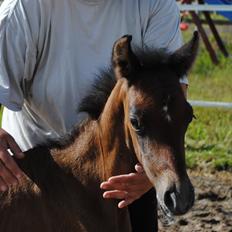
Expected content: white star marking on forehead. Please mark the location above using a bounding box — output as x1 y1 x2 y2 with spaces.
163 105 172 122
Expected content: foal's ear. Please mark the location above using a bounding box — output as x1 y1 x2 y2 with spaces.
112 35 140 81
169 31 199 78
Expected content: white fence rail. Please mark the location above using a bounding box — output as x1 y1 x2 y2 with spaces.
178 4 232 12
189 100 232 109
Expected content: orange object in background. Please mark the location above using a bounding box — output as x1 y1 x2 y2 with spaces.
180 22 189 31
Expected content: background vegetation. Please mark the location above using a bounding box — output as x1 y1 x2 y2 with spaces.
183 19 232 171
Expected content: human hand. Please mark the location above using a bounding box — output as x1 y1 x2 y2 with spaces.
0 128 25 191
100 164 152 208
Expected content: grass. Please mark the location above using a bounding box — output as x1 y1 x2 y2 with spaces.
183 23 232 171
186 107 232 171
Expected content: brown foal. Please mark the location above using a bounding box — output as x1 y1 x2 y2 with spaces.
0 32 199 232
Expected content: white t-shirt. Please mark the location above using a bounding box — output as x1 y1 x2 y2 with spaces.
0 0 187 151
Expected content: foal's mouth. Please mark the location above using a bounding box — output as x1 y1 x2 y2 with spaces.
158 200 175 226
156 178 195 226
157 197 175 226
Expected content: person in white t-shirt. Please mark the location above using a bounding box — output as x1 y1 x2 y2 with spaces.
0 0 187 230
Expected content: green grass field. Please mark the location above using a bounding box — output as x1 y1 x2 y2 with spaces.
184 26 232 171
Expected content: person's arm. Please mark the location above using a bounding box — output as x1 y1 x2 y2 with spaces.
0 0 38 191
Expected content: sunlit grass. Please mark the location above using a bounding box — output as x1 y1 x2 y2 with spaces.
188 34 232 102
183 25 232 171
186 107 232 171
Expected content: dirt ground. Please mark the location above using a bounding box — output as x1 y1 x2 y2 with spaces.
159 170 232 232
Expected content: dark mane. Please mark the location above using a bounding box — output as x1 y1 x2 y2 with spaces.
45 70 117 149
40 119 90 150
78 69 116 119
136 48 171 68
78 48 176 119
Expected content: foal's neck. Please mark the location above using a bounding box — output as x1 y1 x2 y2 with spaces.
98 79 136 179
49 79 135 185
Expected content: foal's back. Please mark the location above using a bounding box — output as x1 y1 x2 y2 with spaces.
0 122 131 232
0 147 84 231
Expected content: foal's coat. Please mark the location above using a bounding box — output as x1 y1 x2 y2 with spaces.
0 33 199 232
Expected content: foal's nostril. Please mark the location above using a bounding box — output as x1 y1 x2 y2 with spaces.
164 184 195 215
164 191 177 213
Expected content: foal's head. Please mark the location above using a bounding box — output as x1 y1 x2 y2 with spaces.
112 33 199 217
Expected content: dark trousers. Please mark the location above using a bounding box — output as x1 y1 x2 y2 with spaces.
128 188 158 232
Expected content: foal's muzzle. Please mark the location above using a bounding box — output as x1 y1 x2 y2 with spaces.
164 183 195 215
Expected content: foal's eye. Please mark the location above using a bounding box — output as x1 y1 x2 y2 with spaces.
130 117 140 130
130 117 144 135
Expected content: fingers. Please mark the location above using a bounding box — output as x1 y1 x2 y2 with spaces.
102 188 141 209
106 172 145 186
103 190 128 200
101 179 146 198
0 149 24 179
101 180 129 191
0 176 7 192
0 160 18 186
103 187 145 208
103 189 136 209
6 135 24 159
118 199 133 209
101 167 152 208
135 163 144 173
100 174 145 194
0 149 24 190
0 129 24 192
